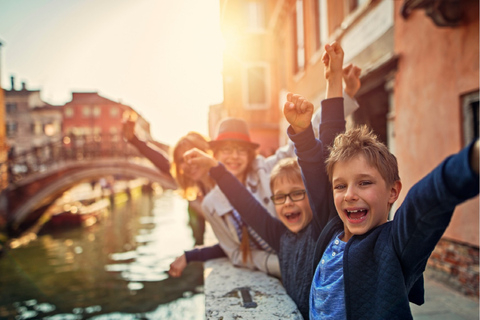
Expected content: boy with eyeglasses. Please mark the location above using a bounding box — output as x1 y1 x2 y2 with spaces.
182 41 347 319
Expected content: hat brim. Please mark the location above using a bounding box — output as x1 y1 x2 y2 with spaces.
209 140 259 149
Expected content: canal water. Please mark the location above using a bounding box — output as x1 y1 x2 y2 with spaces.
0 189 205 319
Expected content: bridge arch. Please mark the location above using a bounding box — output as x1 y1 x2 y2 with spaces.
4 158 177 234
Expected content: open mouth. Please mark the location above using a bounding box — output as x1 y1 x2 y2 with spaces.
284 211 301 222
345 209 368 223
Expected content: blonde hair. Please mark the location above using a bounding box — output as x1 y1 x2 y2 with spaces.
269 157 303 191
326 126 400 187
170 132 213 200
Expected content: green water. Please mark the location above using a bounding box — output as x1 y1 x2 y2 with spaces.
0 190 204 319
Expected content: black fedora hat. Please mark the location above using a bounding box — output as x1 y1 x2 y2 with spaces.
209 118 259 149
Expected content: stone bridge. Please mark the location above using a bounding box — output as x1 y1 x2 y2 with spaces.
1 134 176 236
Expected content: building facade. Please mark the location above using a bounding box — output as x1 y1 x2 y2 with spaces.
4 77 62 155
216 0 479 295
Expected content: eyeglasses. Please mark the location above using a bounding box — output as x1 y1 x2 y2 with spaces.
218 145 249 156
270 190 306 205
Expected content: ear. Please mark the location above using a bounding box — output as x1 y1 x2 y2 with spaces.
388 180 402 205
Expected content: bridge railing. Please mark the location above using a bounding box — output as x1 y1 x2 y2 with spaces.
2 133 147 186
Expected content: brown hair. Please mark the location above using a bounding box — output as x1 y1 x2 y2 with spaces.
325 126 400 187
170 131 213 200
269 157 303 192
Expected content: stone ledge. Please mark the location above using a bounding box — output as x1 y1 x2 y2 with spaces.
204 258 303 319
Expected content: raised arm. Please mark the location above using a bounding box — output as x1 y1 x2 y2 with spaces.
285 41 346 234
183 148 286 251
123 119 171 175
392 140 479 279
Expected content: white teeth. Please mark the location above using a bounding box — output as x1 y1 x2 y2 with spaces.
284 212 298 218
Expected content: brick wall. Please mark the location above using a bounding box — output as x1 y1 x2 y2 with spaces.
427 238 479 297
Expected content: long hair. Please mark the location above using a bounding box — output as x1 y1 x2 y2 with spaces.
170 131 213 200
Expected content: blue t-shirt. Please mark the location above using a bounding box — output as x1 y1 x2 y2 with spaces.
310 232 347 319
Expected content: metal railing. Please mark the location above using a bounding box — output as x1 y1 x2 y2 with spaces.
2 133 142 186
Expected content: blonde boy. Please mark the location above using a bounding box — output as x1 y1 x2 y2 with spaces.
286 122 479 319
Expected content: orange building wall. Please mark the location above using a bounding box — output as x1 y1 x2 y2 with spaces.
219 0 283 155
393 2 479 246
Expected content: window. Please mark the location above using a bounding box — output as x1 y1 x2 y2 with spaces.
6 122 17 137
313 0 322 52
64 106 74 118
110 127 119 141
31 121 43 135
82 106 91 118
319 0 328 47
44 123 56 136
462 91 479 146
293 0 305 73
93 105 101 118
110 107 119 118
247 0 266 32
6 103 17 114
243 63 270 110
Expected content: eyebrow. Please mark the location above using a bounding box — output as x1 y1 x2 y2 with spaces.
332 173 375 183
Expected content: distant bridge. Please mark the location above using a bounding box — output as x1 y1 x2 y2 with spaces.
1 134 177 236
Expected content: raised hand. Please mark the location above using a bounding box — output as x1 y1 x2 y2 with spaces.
343 64 362 98
283 92 314 134
183 148 218 169
322 41 344 99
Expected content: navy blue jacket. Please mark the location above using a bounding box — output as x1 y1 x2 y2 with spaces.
292 120 479 319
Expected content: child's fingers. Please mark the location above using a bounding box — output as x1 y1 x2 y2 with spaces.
298 98 312 114
183 148 200 162
284 101 295 111
322 51 330 66
330 41 344 56
290 93 301 106
352 66 362 77
343 64 353 76
286 92 293 102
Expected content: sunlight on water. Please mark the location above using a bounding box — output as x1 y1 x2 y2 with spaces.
0 190 205 319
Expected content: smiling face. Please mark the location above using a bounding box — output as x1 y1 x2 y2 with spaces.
332 154 401 242
272 176 313 233
214 141 252 183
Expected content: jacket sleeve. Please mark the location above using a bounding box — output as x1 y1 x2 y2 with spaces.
312 91 358 138
392 141 479 282
185 244 226 263
287 97 345 235
129 135 171 175
209 163 286 252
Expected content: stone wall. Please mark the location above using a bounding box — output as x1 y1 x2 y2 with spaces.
204 258 303 319
427 238 479 297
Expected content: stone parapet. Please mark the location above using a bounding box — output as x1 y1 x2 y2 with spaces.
204 258 303 319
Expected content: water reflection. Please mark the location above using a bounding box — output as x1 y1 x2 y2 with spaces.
0 190 204 319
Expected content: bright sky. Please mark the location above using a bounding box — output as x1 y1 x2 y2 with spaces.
0 0 224 145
